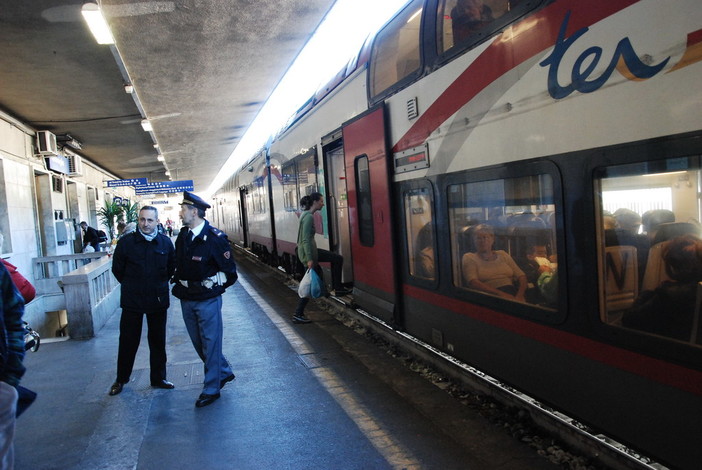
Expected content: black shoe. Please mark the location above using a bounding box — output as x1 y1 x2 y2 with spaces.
108 382 124 396
151 379 175 389
333 288 352 296
195 393 220 408
292 314 311 324
220 374 235 389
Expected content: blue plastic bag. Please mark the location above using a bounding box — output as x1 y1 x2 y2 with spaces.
309 269 323 298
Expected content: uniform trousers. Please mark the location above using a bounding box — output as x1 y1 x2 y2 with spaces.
0 381 17 470
181 296 233 395
116 309 167 384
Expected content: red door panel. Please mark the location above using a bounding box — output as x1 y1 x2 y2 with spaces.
342 105 397 323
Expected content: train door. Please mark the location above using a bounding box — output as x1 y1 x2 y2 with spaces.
239 186 249 248
342 105 398 324
322 131 353 284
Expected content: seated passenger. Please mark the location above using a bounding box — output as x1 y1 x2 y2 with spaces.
641 209 675 243
462 224 527 301
451 0 494 44
517 242 554 304
622 234 702 341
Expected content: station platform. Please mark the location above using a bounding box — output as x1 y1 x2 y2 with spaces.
14 253 558 469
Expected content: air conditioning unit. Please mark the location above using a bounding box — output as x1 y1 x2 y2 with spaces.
67 154 83 176
37 131 58 155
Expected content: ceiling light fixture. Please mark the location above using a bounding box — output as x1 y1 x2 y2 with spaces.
140 119 153 132
81 3 115 45
124 84 134 94
157 155 165 162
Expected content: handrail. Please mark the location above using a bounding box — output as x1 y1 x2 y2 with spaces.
33 252 107 295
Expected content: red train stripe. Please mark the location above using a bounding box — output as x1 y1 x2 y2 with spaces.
403 284 702 396
393 0 640 153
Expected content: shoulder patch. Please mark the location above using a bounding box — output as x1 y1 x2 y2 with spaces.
209 226 227 238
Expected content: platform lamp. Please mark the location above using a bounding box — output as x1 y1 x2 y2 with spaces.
81 3 114 45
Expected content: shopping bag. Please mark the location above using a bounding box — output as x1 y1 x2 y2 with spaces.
309 269 323 299
298 269 312 298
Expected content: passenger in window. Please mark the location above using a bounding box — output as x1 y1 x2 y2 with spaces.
641 209 675 243
462 224 527 301
451 0 494 44
517 241 554 304
622 234 702 341
415 223 435 280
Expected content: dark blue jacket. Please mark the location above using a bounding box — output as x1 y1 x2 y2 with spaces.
172 221 237 300
112 230 175 312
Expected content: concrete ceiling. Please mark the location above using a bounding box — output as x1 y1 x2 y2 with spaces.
0 0 336 192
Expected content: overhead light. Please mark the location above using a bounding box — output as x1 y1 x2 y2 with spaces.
124 84 134 94
140 119 153 132
81 3 115 45
165 171 170 176
157 155 165 162
153 143 159 149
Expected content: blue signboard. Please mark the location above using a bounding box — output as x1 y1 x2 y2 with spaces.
134 180 194 195
44 155 69 174
106 178 148 187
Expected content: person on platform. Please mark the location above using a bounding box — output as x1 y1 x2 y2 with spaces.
108 205 176 396
172 191 238 408
80 221 100 252
0 261 26 469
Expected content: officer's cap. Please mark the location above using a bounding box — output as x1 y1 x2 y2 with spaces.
180 191 211 211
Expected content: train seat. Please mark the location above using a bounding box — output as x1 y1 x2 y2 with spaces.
604 245 638 311
641 241 671 292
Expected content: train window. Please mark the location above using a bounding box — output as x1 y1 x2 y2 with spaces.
404 185 436 281
297 151 318 197
355 155 374 246
369 0 423 100
595 156 702 346
436 0 532 53
282 161 298 211
448 174 557 309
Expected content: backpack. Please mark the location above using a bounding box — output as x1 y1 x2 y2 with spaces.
97 230 108 242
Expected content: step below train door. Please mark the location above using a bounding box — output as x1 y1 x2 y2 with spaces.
342 104 398 324
321 130 353 284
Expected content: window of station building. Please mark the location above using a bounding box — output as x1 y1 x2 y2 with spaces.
355 155 374 246
448 173 557 309
403 185 436 281
369 0 423 100
595 156 702 347
436 0 530 54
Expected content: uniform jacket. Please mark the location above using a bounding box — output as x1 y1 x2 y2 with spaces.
0 261 25 387
111 230 175 312
172 220 237 301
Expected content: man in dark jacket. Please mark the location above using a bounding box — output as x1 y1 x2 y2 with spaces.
80 221 100 252
0 261 25 468
108 206 176 396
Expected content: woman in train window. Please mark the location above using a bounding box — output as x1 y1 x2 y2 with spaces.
622 234 702 341
462 224 527 301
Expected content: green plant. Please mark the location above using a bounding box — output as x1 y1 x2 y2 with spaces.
124 202 139 224
97 200 124 239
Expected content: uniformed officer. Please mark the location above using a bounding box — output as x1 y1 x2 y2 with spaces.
172 191 238 408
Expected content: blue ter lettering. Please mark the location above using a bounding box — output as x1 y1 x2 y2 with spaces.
540 11 670 99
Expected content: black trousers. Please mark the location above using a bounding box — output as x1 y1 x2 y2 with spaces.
116 309 167 384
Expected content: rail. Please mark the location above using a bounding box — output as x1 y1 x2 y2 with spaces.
60 255 119 339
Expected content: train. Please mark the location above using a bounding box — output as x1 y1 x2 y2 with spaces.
210 1 702 468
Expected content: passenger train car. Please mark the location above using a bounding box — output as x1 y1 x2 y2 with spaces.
212 1 702 468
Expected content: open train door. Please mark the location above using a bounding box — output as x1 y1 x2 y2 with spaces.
238 186 249 248
342 104 398 325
